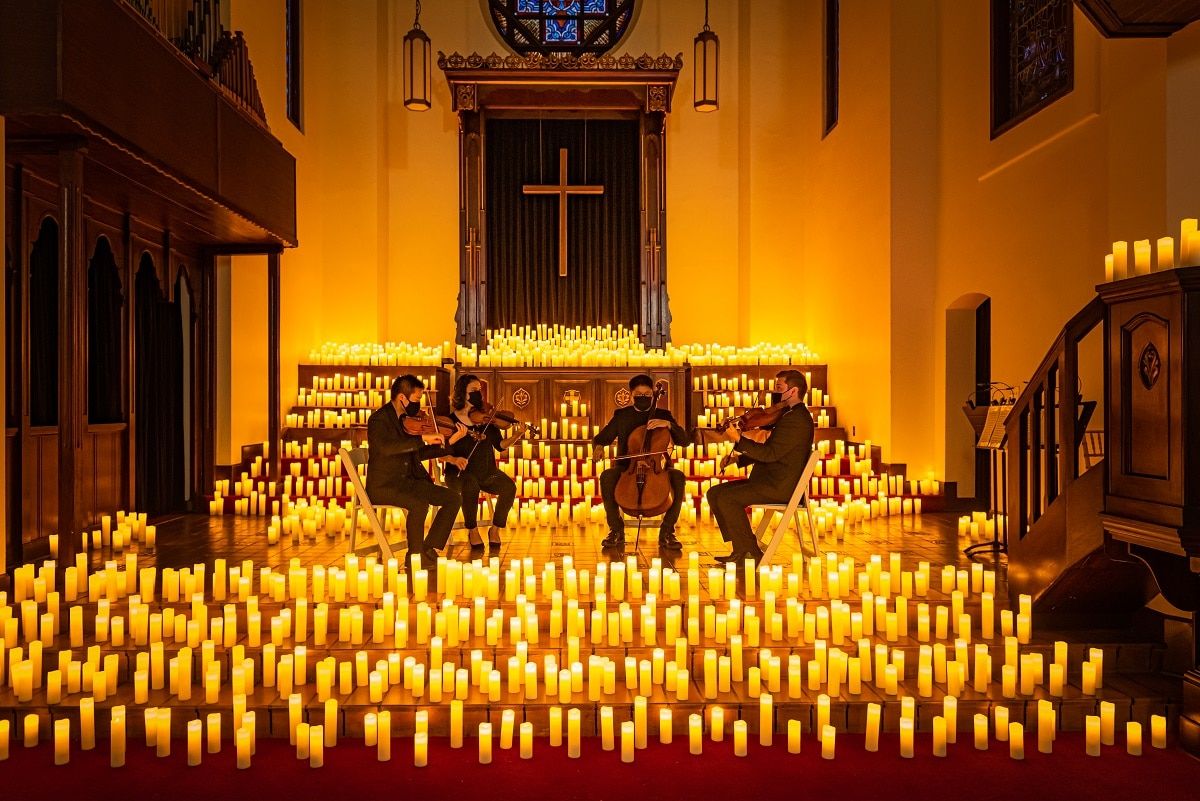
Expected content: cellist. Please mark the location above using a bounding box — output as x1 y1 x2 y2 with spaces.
590 374 690 550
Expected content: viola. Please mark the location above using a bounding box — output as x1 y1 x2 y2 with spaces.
613 381 675 518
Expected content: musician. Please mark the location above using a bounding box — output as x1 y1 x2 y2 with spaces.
444 374 523 549
705 369 815 565
366 374 470 568
590 374 689 550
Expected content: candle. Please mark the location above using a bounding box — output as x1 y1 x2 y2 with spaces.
236 728 252 769
820 725 835 759
1086 715 1101 756
1082 662 1096 695
710 706 724 742
1100 701 1115 745
568 708 581 758
1151 714 1167 748
689 713 703 755
478 722 493 764
110 707 126 768
1157 237 1176 271
932 716 947 757
188 719 203 766
788 719 802 753
414 731 428 767
621 721 636 763
899 717 914 758
733 720 748 757
1134 239 1152 275
1113 241 1129 279
54 718 70 765
974 713 988 750
451 700 464 748
377 711 391 762
310 725 324 768
520 722 534 759
80 697 95 750
1127 721 1142 756
24 714 38 748
660 709 673 745
207 712 221 753
1009 722 1024 760
759 693 773 747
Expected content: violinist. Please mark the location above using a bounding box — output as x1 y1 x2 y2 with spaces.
444 374 523 549
705 370 814 566
590 374 689 550
366 374 470 568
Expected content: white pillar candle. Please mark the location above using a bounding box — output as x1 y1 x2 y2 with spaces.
1086 716 1101 756
520 722 533 759
236 728 252 769
109 707 125 768
733 720 748 757
377 711 391 762
1151 715 1167 748
689 714 703 755
187 719 203 766
54 718 70 765
568 708 582 758
1127 721 1142 756
974 713 988 750
478 722 493 764
1009 722 1024 760
821 725 835 759
621 721 636 763
414 731 428 767
659 709 673 745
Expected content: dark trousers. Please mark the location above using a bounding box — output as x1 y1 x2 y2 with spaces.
376 478 462 553
447 469 517 529
599 465 687 535
706 478 791 552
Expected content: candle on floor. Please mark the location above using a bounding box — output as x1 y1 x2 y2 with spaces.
1127 721 1142 756
864 703 881 752
974 714 988 750
689 714 703 755
1151 715 1167 748
1086 715 1101 756
995 706 1009 741
788 719 802 753
821 725 836 759
156 709 171 757
110 707 125 768
568 708 582 758
478 722 493 764
24 714 38 748
520 722 534 759
54 718 69 765
734 720 748 757
621 721 636 763
1009 722 1024 760
1099 701 1115 745
414 731 428 767
932 716 947 757
188 719 203 766
501 709 516 750
710 706 724 742
759 693 773 747
80 697 95 750
377 711 391 762
364 713 377 747
207 712 221 753
899 717 914 758
310 725 324 768
236 728 252 769
660 709 673 745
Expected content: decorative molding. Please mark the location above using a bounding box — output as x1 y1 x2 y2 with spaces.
455 83 478 111
646 85 669 113
438 51 683 73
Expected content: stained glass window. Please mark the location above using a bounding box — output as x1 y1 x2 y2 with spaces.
488 0 635 55
990 0 1073 137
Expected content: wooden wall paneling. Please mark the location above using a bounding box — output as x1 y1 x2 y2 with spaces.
57 147 86 542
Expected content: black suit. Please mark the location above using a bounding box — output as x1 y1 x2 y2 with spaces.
365 402 461 554
705 403 815 552
592 405 690 535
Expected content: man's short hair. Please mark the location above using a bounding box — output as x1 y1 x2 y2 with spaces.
629 374 655 391
391 373 425 401
776 369 808 395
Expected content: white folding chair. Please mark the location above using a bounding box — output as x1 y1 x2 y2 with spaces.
750 450 821 565
338 447 406 561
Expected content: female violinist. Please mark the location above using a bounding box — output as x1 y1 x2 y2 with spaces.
444 374 523 549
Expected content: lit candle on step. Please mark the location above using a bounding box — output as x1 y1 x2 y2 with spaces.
660 709 673 745
689 714 703 755
759 694 773 747
821 725 836 759
520 722 534 759
568 708 581 758
733 720 748 757
622 721 636 762
788 719 802 753
236 728 252 769
1157 237 1176 271
1113 241 1129 279
1127 721 1142 756
451 700 464 748
899 717 914 758
1081 662 1096 695
1134 240 1152 275
414 731 428 767
1151 715 1167 748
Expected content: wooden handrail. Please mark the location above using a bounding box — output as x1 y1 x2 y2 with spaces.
1005 295 1105 538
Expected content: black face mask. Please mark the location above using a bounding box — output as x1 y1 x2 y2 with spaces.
467 390 484 409
632 396 653 412
769 392 784 405
405 400 421 416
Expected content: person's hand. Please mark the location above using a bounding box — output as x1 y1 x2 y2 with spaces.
591 445 606 464
646 419 670 430
422 433 445 445
449 422 469 444
723 426 742 443
446 456 468 471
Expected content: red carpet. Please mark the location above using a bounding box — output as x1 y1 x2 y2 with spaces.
0 734 1195 801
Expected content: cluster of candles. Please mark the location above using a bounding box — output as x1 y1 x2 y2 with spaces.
449 326 819 369
61 512 156 558
0 547 1171 768
1105 218 1200 281
958 511 1006 542
306 342 450 367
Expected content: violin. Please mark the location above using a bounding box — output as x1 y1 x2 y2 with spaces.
401 411 458 438
716 401 789 471
613 381 675 518
466 401 542 437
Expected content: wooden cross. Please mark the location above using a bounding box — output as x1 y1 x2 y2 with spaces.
522 148 604 277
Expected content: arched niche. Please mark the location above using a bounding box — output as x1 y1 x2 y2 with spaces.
87 236 125 424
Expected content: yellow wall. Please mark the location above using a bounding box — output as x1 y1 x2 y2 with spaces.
221 0 1199 486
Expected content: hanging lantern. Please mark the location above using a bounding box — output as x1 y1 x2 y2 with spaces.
694 0 719 112
403 0 431 111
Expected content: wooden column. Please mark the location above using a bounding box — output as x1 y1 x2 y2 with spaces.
57 146 85 542
0 114 6 575
267 248 280 483
456 105 485 346
197 250 217 500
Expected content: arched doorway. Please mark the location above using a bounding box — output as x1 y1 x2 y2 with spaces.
945 294 991 501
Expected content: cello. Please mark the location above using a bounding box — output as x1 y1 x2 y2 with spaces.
613 380 675 519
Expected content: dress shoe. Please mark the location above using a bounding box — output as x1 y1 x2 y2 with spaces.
420 547 440 568
601 530 625 548
488 525 503 547
467 528 484 548
658 531 683 551
715 545 764 565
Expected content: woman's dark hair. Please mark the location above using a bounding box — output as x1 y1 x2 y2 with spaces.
452 373 481 410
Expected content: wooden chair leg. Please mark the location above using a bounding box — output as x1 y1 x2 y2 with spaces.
760 511 788 565
805 501 819 555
